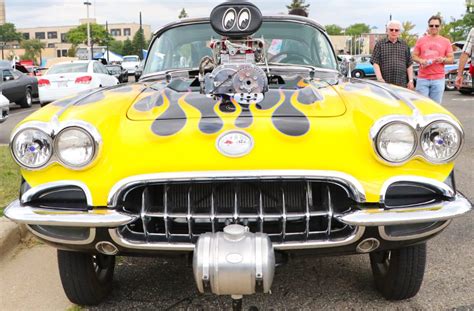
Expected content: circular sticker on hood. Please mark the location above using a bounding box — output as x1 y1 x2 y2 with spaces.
216 130 254 157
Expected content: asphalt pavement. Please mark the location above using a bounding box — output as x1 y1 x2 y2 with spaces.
0 103 40 145
0 91 473 310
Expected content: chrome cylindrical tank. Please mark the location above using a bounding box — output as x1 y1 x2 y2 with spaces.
193 224 275 295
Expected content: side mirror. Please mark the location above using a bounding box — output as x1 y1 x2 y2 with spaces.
3 76 13 81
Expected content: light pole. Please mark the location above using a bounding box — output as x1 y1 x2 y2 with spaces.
84 1 92 60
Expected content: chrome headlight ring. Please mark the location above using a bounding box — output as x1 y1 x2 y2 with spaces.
10 120 102 171
370 114 464 166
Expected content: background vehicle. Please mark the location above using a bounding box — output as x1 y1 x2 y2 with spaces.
134 60 145 81
121 55 140 75
5 1 471 307
0 92 9 123
106 64 129 83
351 55 375 78
450 67 473 94
38 60 119 106
0 66 39 108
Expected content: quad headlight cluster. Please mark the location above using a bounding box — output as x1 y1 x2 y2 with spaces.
372 115 463 165
10 121 101 170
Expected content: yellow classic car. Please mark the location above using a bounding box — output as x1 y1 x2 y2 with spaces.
5 0 472 307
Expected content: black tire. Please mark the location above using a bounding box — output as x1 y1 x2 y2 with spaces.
351 69 365 79
445 74 456 91
459 89 473 95
57 250 115 306
370 243 426 300
19 88 32 108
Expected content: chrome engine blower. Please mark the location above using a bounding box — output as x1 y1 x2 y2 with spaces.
200 0 269 106
194 2 275 310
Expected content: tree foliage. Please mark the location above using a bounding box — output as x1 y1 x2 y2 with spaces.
179 8 188 19
0 23 22 43
122 38 134 56
400 21 417 47
20 39 45 64
345 23 371 36
132 28 146 58
109 40 124 55
325 24 343 35
286 0 310 12
443 13 474 41
66 23 113 48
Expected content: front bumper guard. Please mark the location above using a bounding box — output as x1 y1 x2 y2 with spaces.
5 192 471 228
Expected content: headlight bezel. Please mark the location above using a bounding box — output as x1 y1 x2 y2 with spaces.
10 121 102 171
371 114 464 166
420 120 463 164
11 126 54 169
375 121 417 164
54 126 99 170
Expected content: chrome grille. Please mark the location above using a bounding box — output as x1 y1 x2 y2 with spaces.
117 180 356 244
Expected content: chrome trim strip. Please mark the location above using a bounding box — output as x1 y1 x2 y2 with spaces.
10 120 103 171
27 225 96 245
378 220 450 241
4 200 137 227
107 170 367 206
21 181 94 206
338 193 471 226
379 176 455 205
108 226 365 251
370 114 464 166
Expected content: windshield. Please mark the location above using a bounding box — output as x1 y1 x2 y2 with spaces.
144 21 337 75
48 63 88 74
123 56 139 62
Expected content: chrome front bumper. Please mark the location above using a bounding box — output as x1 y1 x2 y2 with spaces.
5 192 471 228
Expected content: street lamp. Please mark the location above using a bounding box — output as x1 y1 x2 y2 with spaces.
84 1 92 60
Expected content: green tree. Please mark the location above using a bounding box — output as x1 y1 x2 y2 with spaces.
132 28 146 58
67 45 77 57
179 8 188 19
286 0 310 13
400 21 417 47
325 24 343 35
66 23 113 54
0 23 22 44
122 38 134 56
109 40 124 55
443 13 474 41
21 39 45 65
345 23 371 36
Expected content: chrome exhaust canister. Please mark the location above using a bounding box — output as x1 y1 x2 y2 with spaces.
193 224 275 295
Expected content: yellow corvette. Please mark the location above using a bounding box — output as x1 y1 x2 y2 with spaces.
5 0 472 307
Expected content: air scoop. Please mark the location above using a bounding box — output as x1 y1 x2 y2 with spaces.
193 224 275 307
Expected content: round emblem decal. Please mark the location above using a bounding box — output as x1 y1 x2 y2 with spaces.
217 131 254 157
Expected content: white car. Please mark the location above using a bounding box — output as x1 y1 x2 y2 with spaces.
0 92 9 123
121 55 140 75
38 60 119 106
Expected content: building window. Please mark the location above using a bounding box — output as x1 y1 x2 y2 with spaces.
124 28 131 36
47 43 55 48
57 50 61 57
22 33 30 40
110 29 121 37
35 32 45 39
47 31 58 39
61 33 67 43
62 49 68 57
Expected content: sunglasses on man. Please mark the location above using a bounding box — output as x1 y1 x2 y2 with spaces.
429 24 440 28
389 28 400 32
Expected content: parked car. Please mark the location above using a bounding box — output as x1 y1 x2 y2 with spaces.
134 59 145 81
5 0 471 307
0 92 9 123
38 60 119 106
121 55 140 75
351 55 375 78
106 64 129 83
0 66 39 108
448 67 473 95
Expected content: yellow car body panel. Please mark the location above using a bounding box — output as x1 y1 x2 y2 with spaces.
18 80 456 206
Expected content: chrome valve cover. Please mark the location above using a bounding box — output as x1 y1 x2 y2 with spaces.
193 224 275 295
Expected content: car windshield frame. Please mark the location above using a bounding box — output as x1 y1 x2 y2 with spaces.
143 18 338 76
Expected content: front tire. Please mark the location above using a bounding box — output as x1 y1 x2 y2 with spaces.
351 69 365 78
370 243 426 300
57 250 115 306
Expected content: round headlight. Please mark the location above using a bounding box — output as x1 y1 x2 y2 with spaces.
376 122 416 163
55 127 95 168
421 121 462 162
11 129 53 169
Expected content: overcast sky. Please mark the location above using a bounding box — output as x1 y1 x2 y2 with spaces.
5 0 468 36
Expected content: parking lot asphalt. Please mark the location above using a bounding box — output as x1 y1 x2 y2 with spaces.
0 90 472 310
